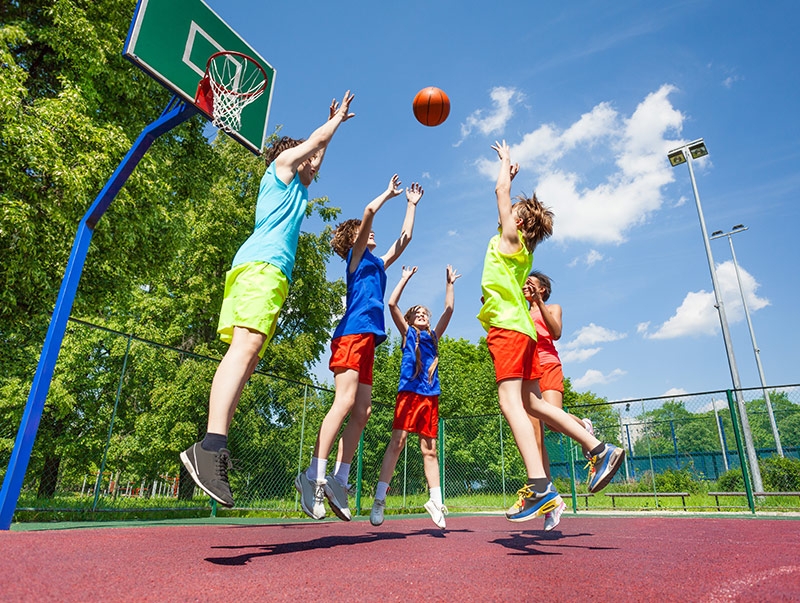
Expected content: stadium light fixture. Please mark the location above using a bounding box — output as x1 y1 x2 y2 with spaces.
667 139 764 492
710 226 783 456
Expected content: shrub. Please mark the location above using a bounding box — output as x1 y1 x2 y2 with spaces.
716 468 744 492
759 456 800 492
654 467 702 494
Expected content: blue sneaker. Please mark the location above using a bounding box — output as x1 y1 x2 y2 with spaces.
505 483 560 522
587 444 625 493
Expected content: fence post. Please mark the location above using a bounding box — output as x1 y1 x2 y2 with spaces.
438 417 445 504
92 330 134 512
355 431 365 516
294 385 309 513
499 416 506 506
726 389 755 513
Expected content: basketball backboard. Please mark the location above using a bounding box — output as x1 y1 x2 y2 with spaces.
124 0 275 154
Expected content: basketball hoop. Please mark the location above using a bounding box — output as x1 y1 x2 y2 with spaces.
195 51 268 134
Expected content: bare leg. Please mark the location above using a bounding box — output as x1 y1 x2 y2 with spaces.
335 381 373 465
207 326 265 435
420 435 440 490
313 368 360 459
529 388 588 479
498 378 546 479
377 429 409 485
524 380 601 451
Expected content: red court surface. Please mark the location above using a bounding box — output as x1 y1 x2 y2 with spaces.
1 514 799 602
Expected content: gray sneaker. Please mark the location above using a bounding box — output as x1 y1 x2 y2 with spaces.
323 475 352 521
295 472 326 519
424 499 448 529
370 498 386 526
543 498 566 531
179 443 234 507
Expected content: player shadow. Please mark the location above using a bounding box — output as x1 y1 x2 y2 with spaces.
205 528 471 566
491 529 618 556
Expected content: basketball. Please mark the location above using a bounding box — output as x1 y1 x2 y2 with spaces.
413 87 450 127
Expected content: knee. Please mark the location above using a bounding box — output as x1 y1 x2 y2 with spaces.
350 403 372 428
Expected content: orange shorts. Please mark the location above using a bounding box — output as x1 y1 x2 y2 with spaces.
538 362 564 393
329 333 376 385
393 391 439 438
486 327 542 382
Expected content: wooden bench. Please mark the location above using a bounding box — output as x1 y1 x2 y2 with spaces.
708 491 800 511
606 492 689 510
570 492 594 510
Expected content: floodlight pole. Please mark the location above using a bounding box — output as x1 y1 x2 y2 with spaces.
667 140 763 492
711 227 783 456
0 97 198 531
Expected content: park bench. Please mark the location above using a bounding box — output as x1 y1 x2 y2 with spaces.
708 491 800 511
606 491 689 510
569 492 594 510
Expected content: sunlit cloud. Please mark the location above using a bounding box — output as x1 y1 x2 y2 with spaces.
573 368 626 388
456 86 523 146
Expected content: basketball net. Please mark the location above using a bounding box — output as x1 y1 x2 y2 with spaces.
196 51 268 134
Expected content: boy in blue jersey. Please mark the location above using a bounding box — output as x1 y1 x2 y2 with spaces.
370 264 460 529
180 91 355 508
296 174 423 520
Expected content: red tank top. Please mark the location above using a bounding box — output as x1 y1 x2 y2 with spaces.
531 305 560 365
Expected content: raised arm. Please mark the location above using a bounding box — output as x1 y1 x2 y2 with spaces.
388 265 417 333
433 265 460 338
381 182 423 269
490 140 521 255
348 174 403 273
274 90 355 183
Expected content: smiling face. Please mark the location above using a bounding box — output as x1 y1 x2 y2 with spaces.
405 305 431 329
297 151 320 186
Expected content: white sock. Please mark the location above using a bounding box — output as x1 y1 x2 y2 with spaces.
334 461 351 486
306 457 327 482
429 486 443 506
375 481 390 500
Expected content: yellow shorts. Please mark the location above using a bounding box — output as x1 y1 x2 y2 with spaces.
217 262 288 358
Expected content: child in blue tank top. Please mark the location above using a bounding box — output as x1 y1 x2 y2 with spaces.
370 264 460 529
296 174 424 521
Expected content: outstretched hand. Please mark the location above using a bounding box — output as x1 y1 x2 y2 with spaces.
331 90 355 122
402 265 418 280
447 265 461 285
405 182 424 205
491 140 519 180
386 174 403 198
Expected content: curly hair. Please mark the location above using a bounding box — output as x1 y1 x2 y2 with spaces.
514 192 553 252
263 136 305 166
527 270 553 302
330 218 362 259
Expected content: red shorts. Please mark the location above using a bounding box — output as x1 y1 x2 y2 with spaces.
329 333 376 385
538 362 564 393
393 391 439 438
486 327 542 382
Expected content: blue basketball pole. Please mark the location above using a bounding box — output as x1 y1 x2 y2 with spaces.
0 98 198 530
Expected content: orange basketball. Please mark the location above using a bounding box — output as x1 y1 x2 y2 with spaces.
413 87 450 127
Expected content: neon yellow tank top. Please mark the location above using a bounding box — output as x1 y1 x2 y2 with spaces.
477 233 537 339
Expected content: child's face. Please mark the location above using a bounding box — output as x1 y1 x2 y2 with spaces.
411 307 431 329
354 228 377 251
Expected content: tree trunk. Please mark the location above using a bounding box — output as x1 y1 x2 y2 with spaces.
37 454 61 498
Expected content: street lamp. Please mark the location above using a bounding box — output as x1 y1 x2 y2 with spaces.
667 139 763 492
710 225 783 456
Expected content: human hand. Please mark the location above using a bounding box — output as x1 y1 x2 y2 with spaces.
406 182 424 205
402 265 418 280
387 174 403 198
335 90 355 122
447 265 461 285
491 140 511 162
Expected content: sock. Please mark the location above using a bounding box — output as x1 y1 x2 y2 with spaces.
589 443 606 458
429 486 443 506
527 477 551 494
333 461 351 486
306 457 327 482
201 432 227 452
375 481 390 500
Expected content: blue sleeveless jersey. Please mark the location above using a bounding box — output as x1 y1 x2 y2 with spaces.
332 248 387 344
397 327 440 396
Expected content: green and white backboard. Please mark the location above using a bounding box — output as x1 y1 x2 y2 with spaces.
124 0 275 154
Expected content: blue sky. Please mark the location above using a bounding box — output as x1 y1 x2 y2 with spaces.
203 0 800 403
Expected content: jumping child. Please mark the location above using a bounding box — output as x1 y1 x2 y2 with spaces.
370 264 460 529
296 175 423 520
477 140 624 522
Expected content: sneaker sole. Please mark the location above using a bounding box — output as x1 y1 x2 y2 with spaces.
179 450 234 508
544 501 567 532
589 447 625 493
423 501 446 529
323 482 352 521
294 474 325 520
506 497 560 523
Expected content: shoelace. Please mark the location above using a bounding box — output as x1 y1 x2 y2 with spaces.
584 455 598 483
512 484 534 509
215 450 233 481
313 483 326 504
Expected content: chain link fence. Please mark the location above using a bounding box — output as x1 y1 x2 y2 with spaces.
1 319 799 521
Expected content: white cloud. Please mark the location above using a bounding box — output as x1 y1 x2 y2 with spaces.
565 323 627 348
457 86 523 145
722 75 743 88
561 347 601 363
573 368 626 388
642 260 769 339
662 387 688 398
475 84 687 244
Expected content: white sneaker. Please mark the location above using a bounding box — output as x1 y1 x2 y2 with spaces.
295 472 326 520
424 499 448 529
323 474 351 521
370 498 386 526
582 418 594 436
543 498 566 532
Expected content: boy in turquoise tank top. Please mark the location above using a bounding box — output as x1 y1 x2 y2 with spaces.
479 140 625 522
296 174 423 521
180 92 355 508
